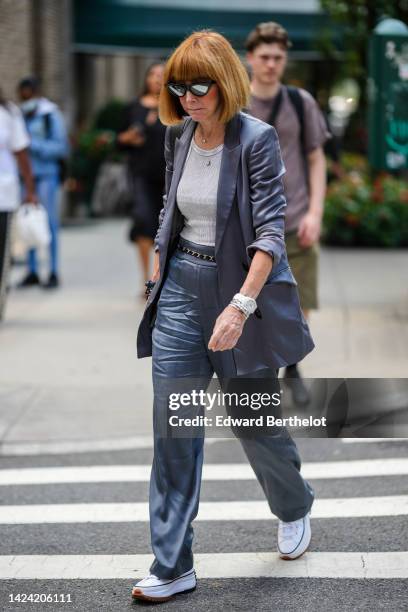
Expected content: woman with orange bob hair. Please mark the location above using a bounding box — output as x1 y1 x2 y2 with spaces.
134 30 315 602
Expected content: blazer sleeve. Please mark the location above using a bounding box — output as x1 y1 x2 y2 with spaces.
246 126 287 267
153 125 173 252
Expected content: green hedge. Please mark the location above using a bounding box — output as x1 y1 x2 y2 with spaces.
323 155 408 247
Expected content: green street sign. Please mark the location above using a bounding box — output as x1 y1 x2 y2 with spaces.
368 18 408 170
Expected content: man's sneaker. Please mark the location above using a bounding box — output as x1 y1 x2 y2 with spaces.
131 568 196 602
284 364 311 407
278 511 311 560
17 272 40 288
42 273 59 289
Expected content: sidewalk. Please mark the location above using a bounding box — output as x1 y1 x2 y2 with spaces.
0 219 407 454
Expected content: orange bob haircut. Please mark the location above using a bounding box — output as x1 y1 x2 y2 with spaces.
159 30 251 126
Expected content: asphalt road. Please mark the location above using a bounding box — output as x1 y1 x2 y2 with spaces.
0 437 407 611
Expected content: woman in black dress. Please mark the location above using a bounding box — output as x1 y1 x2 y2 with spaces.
118 63 166 292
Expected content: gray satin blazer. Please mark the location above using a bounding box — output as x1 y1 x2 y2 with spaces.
137 111 314 374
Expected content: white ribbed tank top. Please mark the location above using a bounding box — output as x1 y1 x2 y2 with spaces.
176 137 224 246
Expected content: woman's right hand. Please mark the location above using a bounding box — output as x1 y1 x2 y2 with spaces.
24 192 39 205
118 127 145 147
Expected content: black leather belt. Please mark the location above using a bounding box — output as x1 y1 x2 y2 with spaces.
177 243 216 262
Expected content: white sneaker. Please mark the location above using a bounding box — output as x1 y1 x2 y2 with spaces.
131 568 196 602
278 511 311 560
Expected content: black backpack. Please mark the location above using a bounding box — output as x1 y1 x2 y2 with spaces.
266 86 305 156
265 85 307 177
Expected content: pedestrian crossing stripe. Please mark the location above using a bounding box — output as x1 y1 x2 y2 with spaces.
0 552 407 580
0 436 155 456
1 457 408 486
1 436 406 457
0 495 407 524
341 438 408 444
340 438 408 444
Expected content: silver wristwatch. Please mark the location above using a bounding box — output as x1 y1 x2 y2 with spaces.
229 293 257 319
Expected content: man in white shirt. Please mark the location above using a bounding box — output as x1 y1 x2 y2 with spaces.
0 94 37 319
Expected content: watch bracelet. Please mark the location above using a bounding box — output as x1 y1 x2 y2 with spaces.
229 299 250 319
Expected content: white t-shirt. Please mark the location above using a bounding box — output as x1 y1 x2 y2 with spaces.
0 103 30 212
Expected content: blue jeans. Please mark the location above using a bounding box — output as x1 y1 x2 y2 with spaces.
149 237 315 579
28 175 60 275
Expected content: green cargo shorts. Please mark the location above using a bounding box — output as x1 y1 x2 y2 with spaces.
285 230 319 311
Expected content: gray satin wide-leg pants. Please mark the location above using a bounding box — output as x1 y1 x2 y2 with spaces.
149 237 315 579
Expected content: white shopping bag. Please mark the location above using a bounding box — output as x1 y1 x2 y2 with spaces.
15 203 51 249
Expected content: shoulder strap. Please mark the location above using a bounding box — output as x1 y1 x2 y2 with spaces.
43 113 52 139
266 87 284 127
286 86 305 157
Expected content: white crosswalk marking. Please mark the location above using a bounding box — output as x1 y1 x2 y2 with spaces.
0 495 407 524
341 438 408 444
1 552 407 580
0 436 155 456
1 437 406 456
1 457 408 485
1 442 408 592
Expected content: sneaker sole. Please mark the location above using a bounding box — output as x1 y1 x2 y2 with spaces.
131 584 196 602
279 544 310 560
131 571 196 602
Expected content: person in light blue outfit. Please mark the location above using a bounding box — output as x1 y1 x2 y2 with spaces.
17 77 69 289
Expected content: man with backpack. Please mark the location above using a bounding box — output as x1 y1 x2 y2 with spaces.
17 76 69 289
245 22 329 405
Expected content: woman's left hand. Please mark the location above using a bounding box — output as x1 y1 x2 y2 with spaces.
208 305 246 351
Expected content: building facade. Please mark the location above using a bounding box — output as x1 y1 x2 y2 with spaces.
0 0 73 122
1 0 336 127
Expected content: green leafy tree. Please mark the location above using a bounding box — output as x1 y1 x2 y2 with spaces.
320 1 408 89
318 2 408 152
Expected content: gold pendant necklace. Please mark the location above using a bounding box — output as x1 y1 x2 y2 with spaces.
198 126 210 145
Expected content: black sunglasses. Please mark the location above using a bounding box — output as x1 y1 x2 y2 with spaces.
166 80 216 97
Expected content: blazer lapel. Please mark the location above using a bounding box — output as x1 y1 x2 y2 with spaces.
157 119 194 260
215 113 242 257
170 120 195 205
